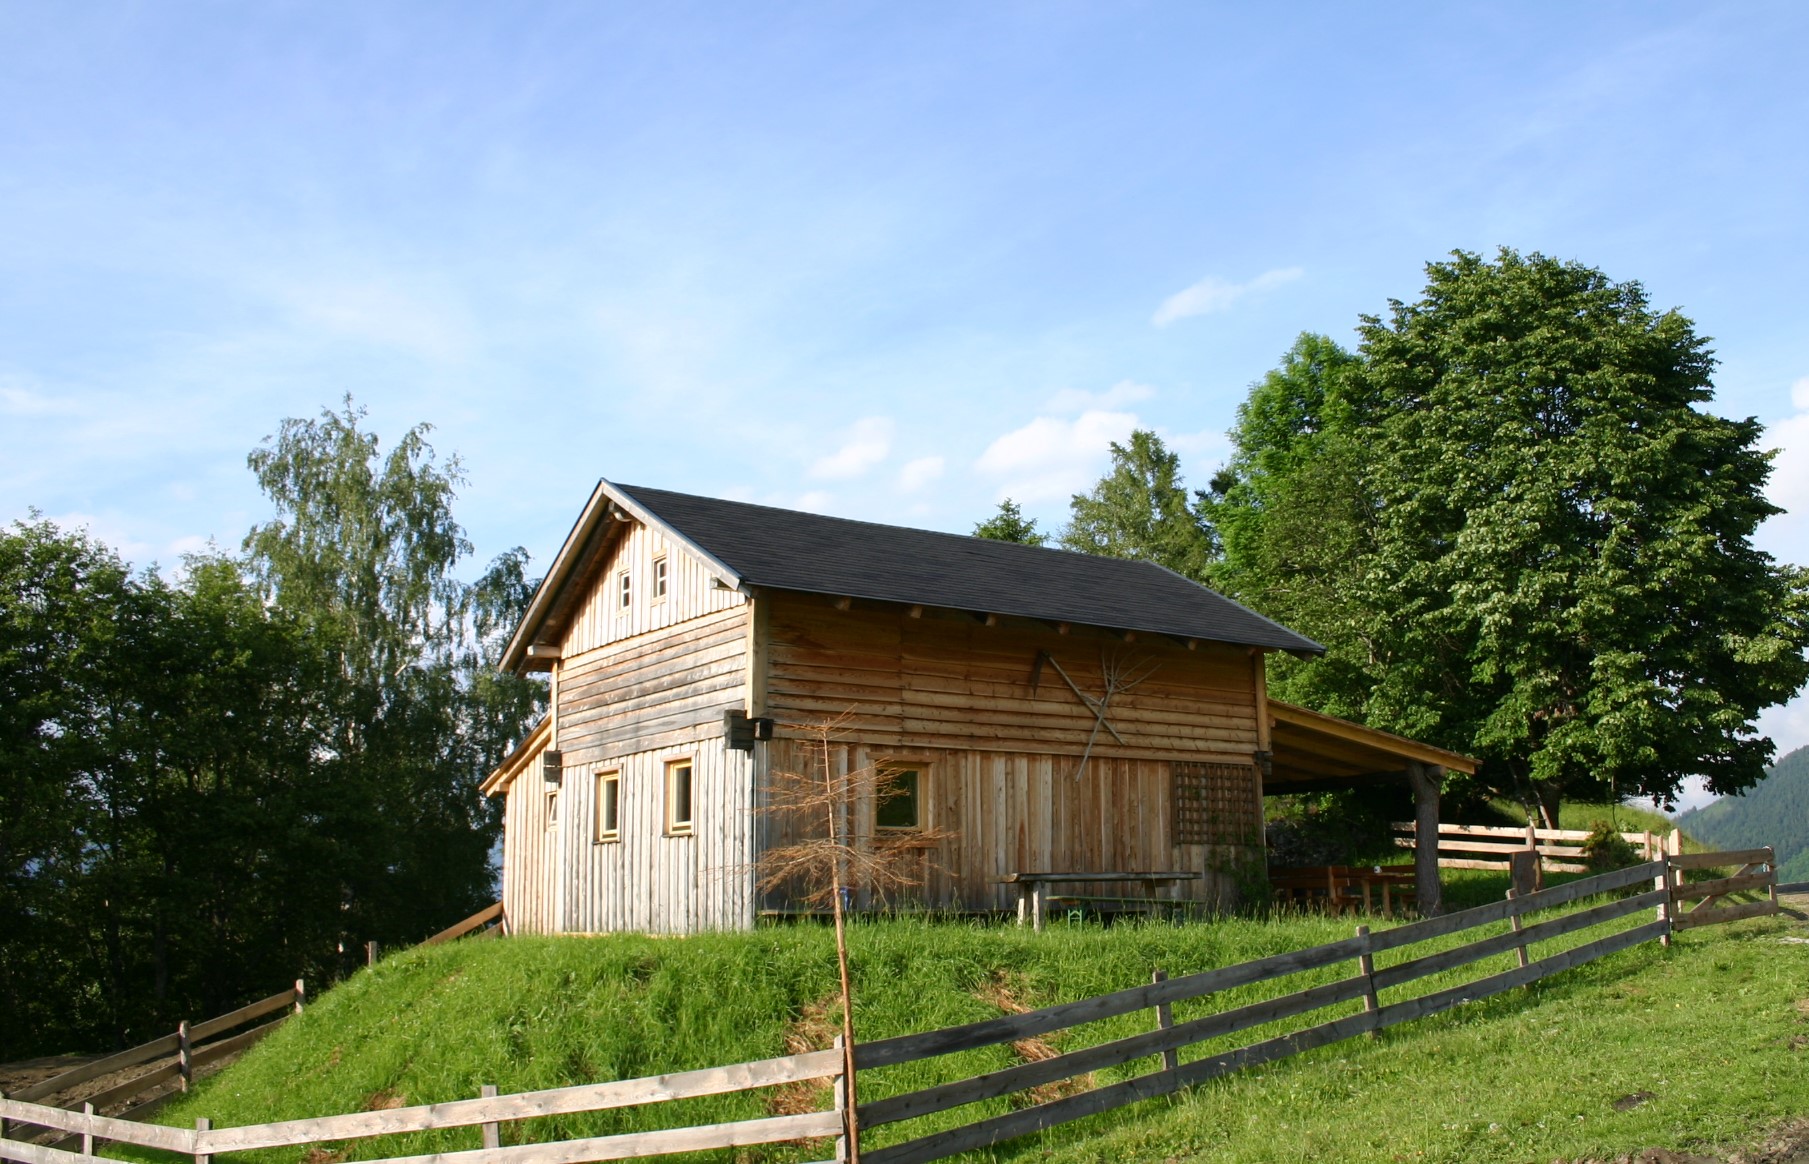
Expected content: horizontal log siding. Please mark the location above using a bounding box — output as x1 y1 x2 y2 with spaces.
762 595 1261 759
557 607 750 761
757 740 1254 912
560 521 744 657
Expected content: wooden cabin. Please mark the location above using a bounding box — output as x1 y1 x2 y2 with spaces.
482 481 1473 933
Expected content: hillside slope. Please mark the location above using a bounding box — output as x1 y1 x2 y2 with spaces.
136 912 1809 1164
1677 745 1809 881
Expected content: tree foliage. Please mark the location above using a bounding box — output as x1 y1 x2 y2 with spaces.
972 498 1047 545
1215 249 1809 820
0 402 544 1058
1061 430 1216 580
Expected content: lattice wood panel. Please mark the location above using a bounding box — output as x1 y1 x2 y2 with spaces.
1172 761 1260 846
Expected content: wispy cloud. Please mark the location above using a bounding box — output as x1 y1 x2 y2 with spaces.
975 409 1139 502
1045 379 1155 415
1152 267 1303 327
898 455 944 492
810 416 894 480
1758 376 1809 563
1 380 88 418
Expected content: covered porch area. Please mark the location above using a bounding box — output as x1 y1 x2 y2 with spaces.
1262 700 1479 915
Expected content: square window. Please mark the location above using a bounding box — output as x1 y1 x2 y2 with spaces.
652 556 669 601
596 770 620 841
876 768 922 831
617 570 632 610
665 759 694 835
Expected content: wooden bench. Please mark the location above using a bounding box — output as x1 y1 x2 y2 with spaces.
1270 865 1417 918
1002 871 1202 931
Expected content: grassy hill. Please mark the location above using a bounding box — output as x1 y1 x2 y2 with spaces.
1677 745 1809 882
130 908 1809 1164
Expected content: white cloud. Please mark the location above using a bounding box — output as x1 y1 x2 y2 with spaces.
1045 379 1156 415
975 409 1139 502
810 416 894 480
795 490 833 513
1152 267 1303 327
0 380 88 418
1756 696 1809 766
897 455 944 492
1758 377 1809 563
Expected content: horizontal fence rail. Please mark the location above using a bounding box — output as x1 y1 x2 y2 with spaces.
0 854 1781 1164
1392 820 1671 876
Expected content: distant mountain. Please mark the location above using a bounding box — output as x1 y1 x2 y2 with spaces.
1676 745 1809 883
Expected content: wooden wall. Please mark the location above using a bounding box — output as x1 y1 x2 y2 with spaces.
560 520 744 658
499 731 559 935
761 592 1262 762
755 739 1257 913
559 605 750 761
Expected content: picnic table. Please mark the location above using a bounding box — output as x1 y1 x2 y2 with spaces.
1002 871 1202 931
1269 865 1417 917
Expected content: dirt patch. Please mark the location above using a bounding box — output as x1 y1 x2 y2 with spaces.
971 970 1094 1107
766 996 839 1119
363 1089 406 1111
1793 999 1809 1021
301 1148 347 1164
1614 1091 1657 1112
1560 1115 1809 1163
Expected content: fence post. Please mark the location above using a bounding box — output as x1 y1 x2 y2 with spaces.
1658 831 1681 947
1151 970 1178 1071
194 1117 211 1164
366 941 380 967
81 1102 94 1160
832 1034 849 1164
1 1087 8 1143
1768 847 1780 914
480 1084 500 1149
178 1020 193 1092
294 979 306 1015
1355 925 1380 1036
1505 890 1530 968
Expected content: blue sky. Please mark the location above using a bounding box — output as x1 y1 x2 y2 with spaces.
3 2 1806 773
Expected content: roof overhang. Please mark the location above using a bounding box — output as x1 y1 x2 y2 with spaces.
480 716 552 797
500 478 745 674
1264 700 1477 794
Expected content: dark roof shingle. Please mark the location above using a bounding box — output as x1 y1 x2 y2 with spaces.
614 483 1321 654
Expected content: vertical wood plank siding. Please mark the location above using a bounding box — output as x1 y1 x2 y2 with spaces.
561 522 744 656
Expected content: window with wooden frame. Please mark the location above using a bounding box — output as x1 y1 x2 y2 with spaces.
616 570 632 612
1171 761 1261 846
651 555 669 602
875 765 925 832
595 769 620 842
545 789 559 828
664 758 694 835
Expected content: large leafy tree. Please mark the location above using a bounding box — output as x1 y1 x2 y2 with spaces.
244 399 544 952
1217 250 1809 821
1061 430 1216 580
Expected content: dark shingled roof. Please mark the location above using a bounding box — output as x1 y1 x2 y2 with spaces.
614 483 1323 654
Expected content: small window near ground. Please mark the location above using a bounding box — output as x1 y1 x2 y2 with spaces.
596 770 620 842
545 790 558 827
617 570 632 611
652 556 669 601
876 768 922 831
665 758 694 835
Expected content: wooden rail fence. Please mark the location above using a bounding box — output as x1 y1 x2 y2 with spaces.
1393 820 1672 877
0 857 1779 1164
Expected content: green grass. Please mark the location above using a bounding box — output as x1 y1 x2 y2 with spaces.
128 904 1809 1164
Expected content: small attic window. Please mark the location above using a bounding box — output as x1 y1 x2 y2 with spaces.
652 556 669 602
617 570 631 611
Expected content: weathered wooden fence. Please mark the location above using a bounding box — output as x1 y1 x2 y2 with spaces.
1393 820 1671 876
0 856 1779 1164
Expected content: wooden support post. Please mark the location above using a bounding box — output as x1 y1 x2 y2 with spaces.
194 1117 211 1164
366 941 379 967
80 1102 93 1160
1659 830 1681 947
1768 847 1780 913
1406 763 1444 916
832 1034 852 1164
1509 849 1538 897
1151 970 1178 1072
1 1087 9 1143
293 979 306 1015
177 1020 193 1093
1505 890 1530 968
1032 883 1046 933
1015 884 1028 927
480 1085 500 1149
1356 925 1380 1037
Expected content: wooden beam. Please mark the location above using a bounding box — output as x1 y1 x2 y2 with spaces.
907 605 923 618
525 644 562 661
833 596 852 611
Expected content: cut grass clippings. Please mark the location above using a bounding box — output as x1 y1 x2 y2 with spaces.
110 903 1809 1164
